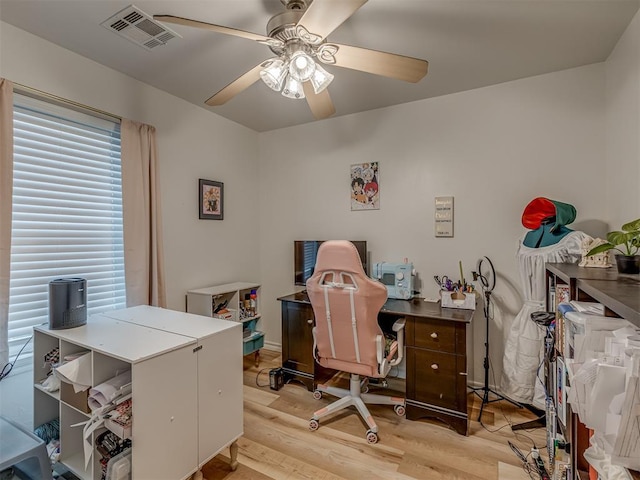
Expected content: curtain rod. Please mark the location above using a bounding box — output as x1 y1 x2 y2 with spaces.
13 82 122 122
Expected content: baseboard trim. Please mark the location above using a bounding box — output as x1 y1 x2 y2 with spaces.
262 341 281 352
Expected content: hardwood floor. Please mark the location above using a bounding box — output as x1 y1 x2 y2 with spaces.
202 350 546 480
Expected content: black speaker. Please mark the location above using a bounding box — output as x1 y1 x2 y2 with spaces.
269 368 284 391
49 278 87 330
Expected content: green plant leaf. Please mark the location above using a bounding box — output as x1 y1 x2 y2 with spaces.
586 243 614 256
621 218 640 232
606 231 628 246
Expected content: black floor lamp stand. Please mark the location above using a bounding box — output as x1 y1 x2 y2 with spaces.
469 257 522 421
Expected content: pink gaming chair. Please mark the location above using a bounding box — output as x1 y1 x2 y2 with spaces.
306 240 406 444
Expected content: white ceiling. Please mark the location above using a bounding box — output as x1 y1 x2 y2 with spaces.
1 0 638 132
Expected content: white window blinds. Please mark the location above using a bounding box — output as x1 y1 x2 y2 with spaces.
9 94 126 361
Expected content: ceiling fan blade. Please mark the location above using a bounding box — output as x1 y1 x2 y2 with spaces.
154 15 274 44
297 0 367 42
330 43 428 83
205 63 265 106
303 82 336 120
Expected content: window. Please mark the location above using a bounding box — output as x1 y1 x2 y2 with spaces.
8 93 125 364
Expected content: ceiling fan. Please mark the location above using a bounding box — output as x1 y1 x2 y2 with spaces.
154 0 429 120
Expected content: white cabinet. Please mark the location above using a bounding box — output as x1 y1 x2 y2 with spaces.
102 306 243 470
33 307 242 480
187 282 264 365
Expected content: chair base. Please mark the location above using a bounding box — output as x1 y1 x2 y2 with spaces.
309 374 404 443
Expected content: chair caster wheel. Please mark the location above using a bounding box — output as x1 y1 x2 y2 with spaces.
366 430 378 444
394 404 406 416
313 390 322 400
309 419 319 431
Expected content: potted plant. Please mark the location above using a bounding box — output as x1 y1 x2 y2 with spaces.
586 218 640 274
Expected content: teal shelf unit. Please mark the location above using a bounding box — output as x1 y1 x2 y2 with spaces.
186 282 264 366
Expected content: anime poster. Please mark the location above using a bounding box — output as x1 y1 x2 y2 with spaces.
350 162 379 210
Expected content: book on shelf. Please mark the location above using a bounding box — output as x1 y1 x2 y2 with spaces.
556 356 567 427
104 398 132 440
555 285 570 355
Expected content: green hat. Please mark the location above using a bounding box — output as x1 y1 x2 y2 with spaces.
522 197 576 231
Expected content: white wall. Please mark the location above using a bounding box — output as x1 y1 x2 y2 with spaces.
605 9 640 226
258 64 607 387
0 22 261 312
2 9 637 399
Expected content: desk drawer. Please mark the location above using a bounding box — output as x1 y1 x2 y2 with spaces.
407 348 466 411
409 317 460 353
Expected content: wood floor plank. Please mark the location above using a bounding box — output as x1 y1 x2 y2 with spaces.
243 384 280 406
498 461 531 480
200 348 547 480
201 452 274 480
243 401 410 480
399 452 491 480
234 436 345 480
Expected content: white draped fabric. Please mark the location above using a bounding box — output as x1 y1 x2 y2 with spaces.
501 230 591 408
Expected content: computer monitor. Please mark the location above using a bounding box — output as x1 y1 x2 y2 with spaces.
294 240 368 286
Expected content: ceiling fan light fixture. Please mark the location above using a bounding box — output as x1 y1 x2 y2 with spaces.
288 51 316 82
310 63 334 94
282 75 305 99
260 58 288 91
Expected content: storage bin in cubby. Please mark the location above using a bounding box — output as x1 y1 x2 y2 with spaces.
243 331 265 355
243 318 258 333
60 382 91 414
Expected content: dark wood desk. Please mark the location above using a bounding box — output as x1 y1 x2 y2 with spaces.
546 263 640 325
277 292 474 435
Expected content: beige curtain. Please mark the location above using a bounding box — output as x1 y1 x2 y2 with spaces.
121 119 166 308
0 79 13 367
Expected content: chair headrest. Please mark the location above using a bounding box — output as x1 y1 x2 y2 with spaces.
314 240 365 275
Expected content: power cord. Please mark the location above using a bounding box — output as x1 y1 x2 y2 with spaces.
255 367 271 388
0 334 33 382
509 441 548 480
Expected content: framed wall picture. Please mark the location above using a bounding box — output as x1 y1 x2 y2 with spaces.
435 196 454 237
199 179 224 220
351 162 379 210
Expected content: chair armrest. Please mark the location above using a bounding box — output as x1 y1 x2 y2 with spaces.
389 318 405 367
392 318 406 333
376 335 384 364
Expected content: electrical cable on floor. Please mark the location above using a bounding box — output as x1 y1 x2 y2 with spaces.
255 367 271 388
509 441 544 480
0 334 32 382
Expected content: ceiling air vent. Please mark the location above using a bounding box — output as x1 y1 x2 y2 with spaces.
101 5 181 51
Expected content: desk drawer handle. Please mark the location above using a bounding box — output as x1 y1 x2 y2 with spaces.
431 363 439 370
307 319 313 325
430 332 438 339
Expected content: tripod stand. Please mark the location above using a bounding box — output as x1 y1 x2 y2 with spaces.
470 257 521 421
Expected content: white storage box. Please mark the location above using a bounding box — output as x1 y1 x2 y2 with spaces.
441 291 476 310
564 311 632 362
